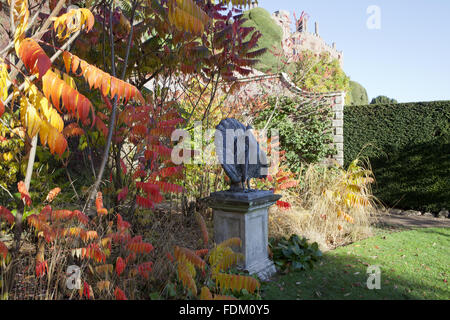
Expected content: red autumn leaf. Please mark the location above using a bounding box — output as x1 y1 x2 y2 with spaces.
35 260 48 277
117 186 128 202
115 257 126 277
0 100 4 118
82 281 91 300
166 252 174 262
0 206 14 225
73 210 89 225
117 214 130 231
137 262 153 279
0 241 8 259
114 287 127 300
136 195 154 209
276 200 291 210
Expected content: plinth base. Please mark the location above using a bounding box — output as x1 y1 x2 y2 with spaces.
206 190 281 281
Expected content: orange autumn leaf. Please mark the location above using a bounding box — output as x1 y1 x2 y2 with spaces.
95 192 108 216
62 51 144 105
62 123 85 137
194 212 208 246
18 181 32 206
45 187 61 203
41 70 93 123
199 287 213 300
18 38 51 80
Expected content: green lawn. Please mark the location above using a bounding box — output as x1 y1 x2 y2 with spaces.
262 228 450 300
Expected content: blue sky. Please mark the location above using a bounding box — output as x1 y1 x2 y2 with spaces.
256 0 450 103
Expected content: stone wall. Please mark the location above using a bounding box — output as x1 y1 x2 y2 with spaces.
222 70 346 166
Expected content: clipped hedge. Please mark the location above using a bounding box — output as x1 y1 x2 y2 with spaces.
241 7 284 73
344 101 450 213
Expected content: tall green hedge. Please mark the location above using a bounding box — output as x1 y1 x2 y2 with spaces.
344 101 450 213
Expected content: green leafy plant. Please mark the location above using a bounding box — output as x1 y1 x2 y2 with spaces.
254 96 335 172
292 50 349 93
269 235 322 272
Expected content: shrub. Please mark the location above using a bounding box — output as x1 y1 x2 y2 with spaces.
344 101 450 212
370 95 398 105
346 81 368 106
253 96 336 172
291 50 350 93
2 185 156 300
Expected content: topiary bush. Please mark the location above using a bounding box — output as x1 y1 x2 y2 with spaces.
241 7 284 73
346 81 368 106
370 95 398 105
344 101 450 213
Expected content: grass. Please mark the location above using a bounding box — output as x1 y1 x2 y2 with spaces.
261 227 450 300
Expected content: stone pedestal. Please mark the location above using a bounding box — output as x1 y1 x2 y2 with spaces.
206 190 281 281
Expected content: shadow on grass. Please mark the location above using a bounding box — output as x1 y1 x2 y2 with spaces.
261 228 449 300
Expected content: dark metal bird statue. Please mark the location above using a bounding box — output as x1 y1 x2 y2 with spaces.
215 118 269 192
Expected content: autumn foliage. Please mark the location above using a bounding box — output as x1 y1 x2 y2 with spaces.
0 0 266 301
172 237 260 299
22 188 155 300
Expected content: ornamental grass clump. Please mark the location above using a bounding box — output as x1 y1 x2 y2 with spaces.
269 159 380 249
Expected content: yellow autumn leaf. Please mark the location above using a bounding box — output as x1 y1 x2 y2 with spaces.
51 8 95 40
2 152 13 162
0 63 10 101
9 0 29 54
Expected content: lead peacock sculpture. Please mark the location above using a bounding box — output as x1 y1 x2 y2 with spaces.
215 118 269 192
